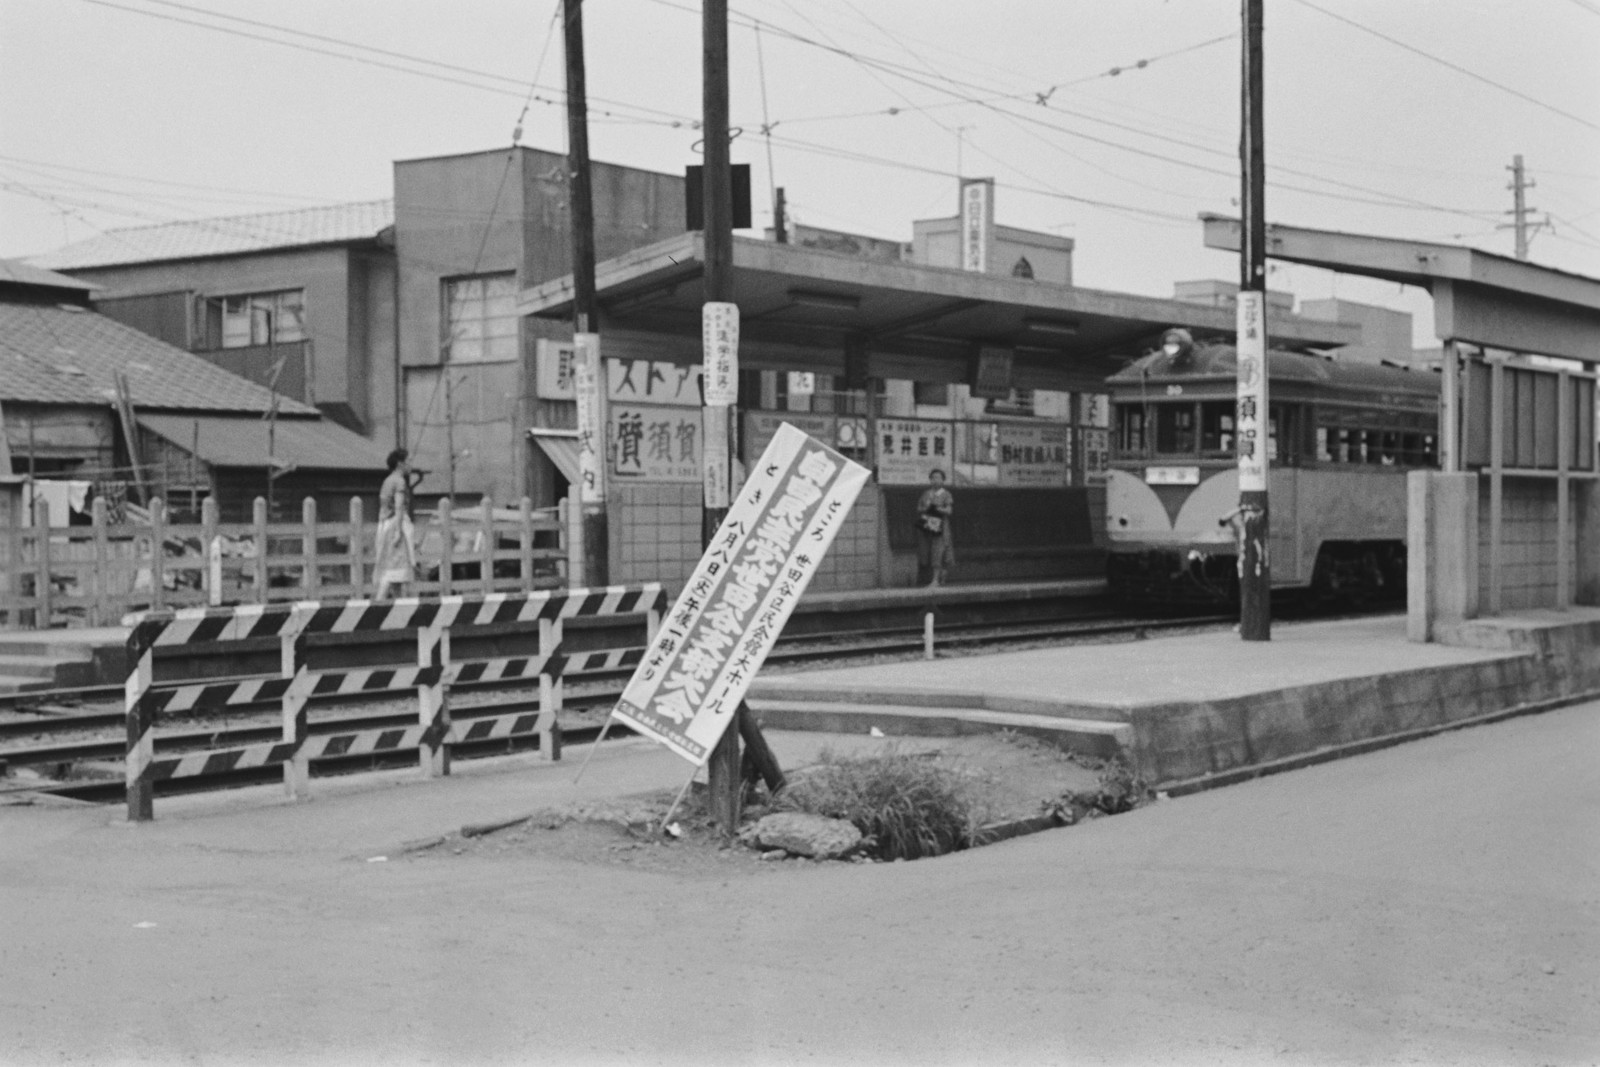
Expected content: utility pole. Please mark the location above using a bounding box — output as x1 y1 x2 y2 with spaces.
1236 0 1270 641
564 0 607 585
1502 154 1549 261
702 0 743 836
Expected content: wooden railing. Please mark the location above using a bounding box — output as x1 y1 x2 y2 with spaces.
1 493 572 629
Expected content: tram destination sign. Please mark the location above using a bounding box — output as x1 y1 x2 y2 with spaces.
612 423 871 764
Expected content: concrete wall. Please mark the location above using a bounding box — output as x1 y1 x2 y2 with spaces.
1478 477 1578 611
73 247 375 431
1299 298 1414 365
909 218 1074 285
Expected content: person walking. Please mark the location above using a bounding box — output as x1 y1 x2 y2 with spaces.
915 468 955 586
373 448 417 600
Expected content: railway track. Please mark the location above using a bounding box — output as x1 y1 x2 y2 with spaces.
0 609 1238 801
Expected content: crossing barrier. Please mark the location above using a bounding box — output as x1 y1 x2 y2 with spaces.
123 584 665 821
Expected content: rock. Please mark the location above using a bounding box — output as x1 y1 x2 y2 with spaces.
742 812 862 859
758 849 789 862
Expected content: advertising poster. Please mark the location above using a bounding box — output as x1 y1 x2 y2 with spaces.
702 302 740 406
876 418 952 485
613 424 871 764
745 411 833 461
1235 291 1268 491
1081 427 1110 485
611 405 701 482
997 423 1070 487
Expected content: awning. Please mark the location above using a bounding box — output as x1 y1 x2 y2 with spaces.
138 414 390 472
529 429 581 484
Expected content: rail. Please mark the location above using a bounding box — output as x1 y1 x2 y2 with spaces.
1 492 570 629
122 584 664 821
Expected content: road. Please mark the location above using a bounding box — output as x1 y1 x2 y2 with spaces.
3 704 1596 1066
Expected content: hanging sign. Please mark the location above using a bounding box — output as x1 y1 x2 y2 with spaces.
702 302 740 405
572 332 605 503
876 418 952 485
1235 291 1268 492
613 424 870 765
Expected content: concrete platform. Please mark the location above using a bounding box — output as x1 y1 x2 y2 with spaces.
749 612 1600 787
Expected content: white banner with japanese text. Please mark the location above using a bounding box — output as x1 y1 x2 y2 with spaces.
613 423 870 764
702 302 740 405
1235 291 1268 492
876 418 953 485
573 333 604 503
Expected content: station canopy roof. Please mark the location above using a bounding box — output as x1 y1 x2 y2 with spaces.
518 233 1360 390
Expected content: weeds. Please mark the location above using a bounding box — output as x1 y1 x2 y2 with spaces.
1043 757 1150 824
771 746 987 861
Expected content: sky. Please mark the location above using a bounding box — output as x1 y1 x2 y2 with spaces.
2 0 1598 348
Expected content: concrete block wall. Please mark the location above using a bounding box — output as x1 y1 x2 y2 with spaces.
1478 478 1576 611
612 483 701 594
807 487 881 593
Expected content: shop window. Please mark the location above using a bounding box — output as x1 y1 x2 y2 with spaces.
205 289 305 349
443 273 518 363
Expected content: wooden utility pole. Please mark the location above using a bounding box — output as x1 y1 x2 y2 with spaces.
565 0 608 585
702 0 744 835
1237 0 1270 641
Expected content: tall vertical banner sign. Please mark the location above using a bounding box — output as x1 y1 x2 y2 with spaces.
959 178 994 274
572 332 605 504
613 424 870 764
1235 292 1268 491
701 302 740 509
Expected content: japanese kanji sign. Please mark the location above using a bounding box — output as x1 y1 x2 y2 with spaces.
876 418 952 485
611 404 701 482
997 423 1070 487
613 423 870 764
572 333 604 503
959 177 993 274
702 302 740 406
1235 290 1268 492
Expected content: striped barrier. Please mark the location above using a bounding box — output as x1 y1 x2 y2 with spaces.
124 585 665 820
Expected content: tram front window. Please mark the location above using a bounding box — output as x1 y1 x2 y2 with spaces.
1154 404 1197 455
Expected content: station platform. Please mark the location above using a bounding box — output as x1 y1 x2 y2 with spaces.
748 610 1600 789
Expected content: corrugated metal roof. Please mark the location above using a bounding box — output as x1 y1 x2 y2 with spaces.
0 257 97 293
29 200 394 270
0 300 317 413
138 414 389 472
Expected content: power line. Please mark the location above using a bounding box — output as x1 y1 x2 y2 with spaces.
1287 0 1600 134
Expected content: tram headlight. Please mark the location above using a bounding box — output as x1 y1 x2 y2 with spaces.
1161 328 1194 365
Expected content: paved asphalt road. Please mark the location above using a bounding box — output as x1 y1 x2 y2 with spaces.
3 704 1596 1066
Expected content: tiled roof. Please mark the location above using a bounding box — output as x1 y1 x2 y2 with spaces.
0 258 97 293
0 300 317 414
139 414 390 472
29 200 394 270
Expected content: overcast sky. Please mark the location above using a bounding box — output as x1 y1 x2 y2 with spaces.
3 0 1597 346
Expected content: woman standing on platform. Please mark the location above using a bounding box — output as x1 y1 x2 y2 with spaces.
915 468 955 586
374 448 417 601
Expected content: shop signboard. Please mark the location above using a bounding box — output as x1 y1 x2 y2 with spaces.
534 339 577 400
1082 427 1110 485
876 418 952 485
608 360 701 406
611 404 701 482
997 423 1070 487
746 411 833 461
613 424 870 764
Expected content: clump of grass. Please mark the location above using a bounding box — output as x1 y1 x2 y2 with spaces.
1044 756 1150 824
771 746 987 861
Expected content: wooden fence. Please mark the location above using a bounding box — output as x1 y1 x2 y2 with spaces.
1 492 573 629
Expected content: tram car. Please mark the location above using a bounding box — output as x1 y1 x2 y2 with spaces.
1104 330 1439 606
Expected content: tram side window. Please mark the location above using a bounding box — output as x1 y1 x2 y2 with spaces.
1116 405 1146 454
1154 404 1196 455
1200 402 1234 453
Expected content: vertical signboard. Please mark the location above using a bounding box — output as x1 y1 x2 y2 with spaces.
876 418 952 484
534 339 577 399
572 333 604 504
959 178 994 274
613 424 871 764
1235 291 1268 491
702 302 740 406
1081 427 1110 485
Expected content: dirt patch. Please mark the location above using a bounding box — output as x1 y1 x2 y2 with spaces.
407 732 1111 875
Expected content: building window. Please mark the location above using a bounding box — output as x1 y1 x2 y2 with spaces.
205 290 306 349
1011 256 1034 280
444 274 518 363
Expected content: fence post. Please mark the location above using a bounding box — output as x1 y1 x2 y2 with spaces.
479 496 495 595
563 484 582 590
348 496 365 598
124 619 157 821
536 614 564 761
417 621 451 777
32 495 51 629
90 498 109 626
149 498 166 613
301 497 319 597
281 625 310 798
519 496 535 592
201 497 221 607
439 498 454 596
252 497 268 603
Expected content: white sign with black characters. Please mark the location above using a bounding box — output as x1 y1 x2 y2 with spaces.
572 333 604 503
702 302 740 406
1235 291 1268 492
